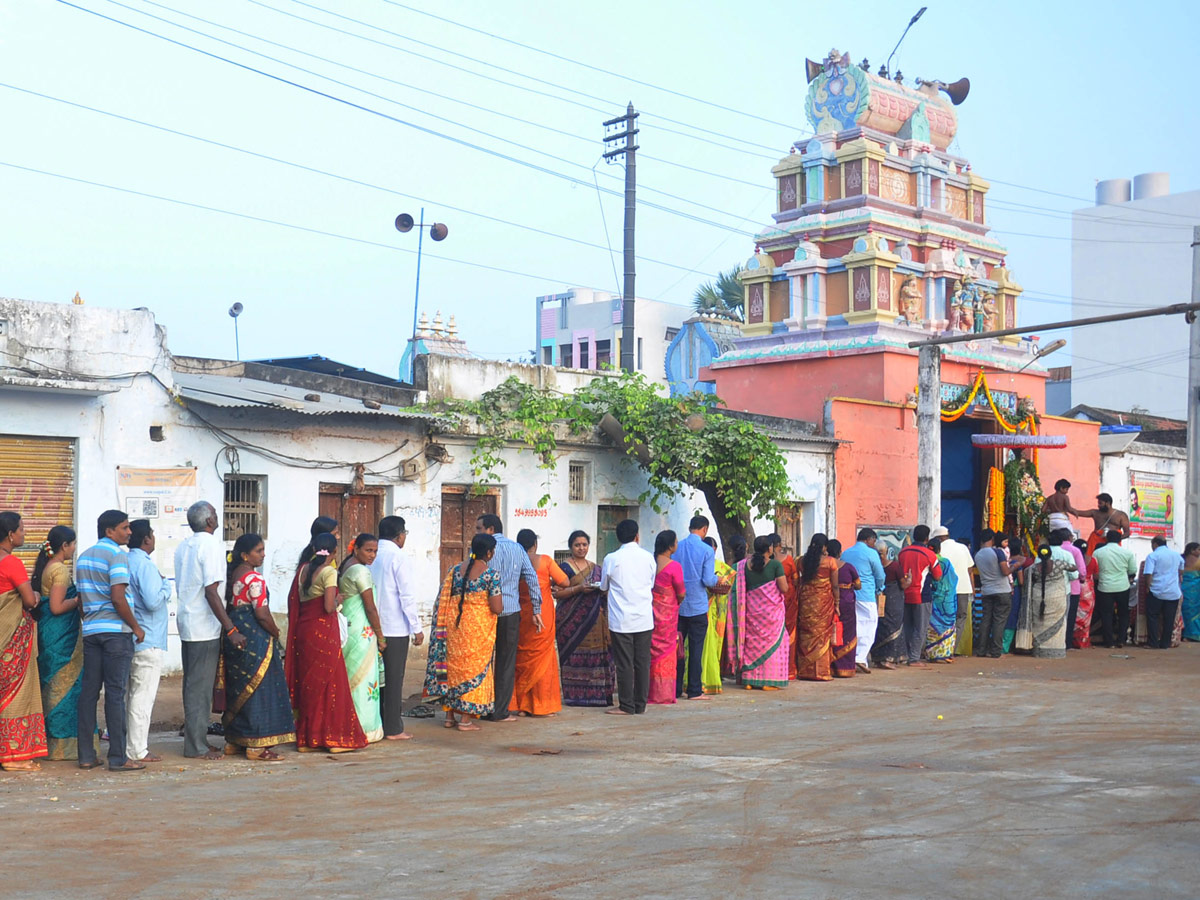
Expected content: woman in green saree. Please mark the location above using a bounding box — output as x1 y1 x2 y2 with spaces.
338 534 385 743
31 525 86 761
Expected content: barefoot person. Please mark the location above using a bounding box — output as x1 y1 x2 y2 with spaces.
648 530 685 705
600 520 656 715
370 516 423 741
728 536 790 690
1041 480 1075 534
512 529 569 717
1074 494 1132 557
0 511 48 772
124 520 172 764
671 516 720 701
424 534 503 731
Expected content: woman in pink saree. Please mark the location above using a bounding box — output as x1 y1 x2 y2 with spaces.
725 536 790 689
648 531 685 704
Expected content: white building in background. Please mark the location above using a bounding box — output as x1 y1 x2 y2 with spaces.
2 296 835 671
534 287 691 384
1069 174 1199 418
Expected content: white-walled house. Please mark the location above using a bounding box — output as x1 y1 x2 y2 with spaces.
1 296 836 671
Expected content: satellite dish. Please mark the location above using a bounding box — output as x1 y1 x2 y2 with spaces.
228 302 244 318
429 222 449 241
395 213 414 233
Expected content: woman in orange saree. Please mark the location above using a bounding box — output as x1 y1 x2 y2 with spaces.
796 534 838 682
512 530 569 717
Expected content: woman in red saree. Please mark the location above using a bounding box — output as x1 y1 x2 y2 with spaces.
512 530 569 716
649 531 685 704
0 511 47 771
796 534 838 682
285 532 367 752
726 536 790 689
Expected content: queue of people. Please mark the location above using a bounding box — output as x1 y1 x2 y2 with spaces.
1 499 1197 773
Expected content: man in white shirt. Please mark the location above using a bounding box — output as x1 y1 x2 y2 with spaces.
369 516 424 740
598 519 656 715
173 501 244 760
931 526 976 655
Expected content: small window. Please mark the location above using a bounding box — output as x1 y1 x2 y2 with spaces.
637 337 643 370
560 344 573 368
665 327 680 342
578 343 590 370
568 461 590 502
595 339 611 369
224 475 266 540
542 346 553 364
559 300 569 329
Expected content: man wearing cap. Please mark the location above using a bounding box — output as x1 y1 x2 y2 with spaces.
932 526 976 656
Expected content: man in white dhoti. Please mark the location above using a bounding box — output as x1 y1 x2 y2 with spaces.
840 529 886 674
1042 479 1075 534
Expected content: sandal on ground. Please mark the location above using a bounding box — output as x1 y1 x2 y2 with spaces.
247 748 283 761
77 760 103 770
108 761 146 772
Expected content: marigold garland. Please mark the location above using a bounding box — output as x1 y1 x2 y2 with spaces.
984 466 1006 532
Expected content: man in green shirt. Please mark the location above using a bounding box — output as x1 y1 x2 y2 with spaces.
1092 530 1138 648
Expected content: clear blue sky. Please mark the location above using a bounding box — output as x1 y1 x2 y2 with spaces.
3 0 1197 379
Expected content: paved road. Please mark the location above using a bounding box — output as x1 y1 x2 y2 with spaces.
3 645 1197 899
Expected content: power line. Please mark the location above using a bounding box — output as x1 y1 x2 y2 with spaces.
376 0 810 135
108 0 767 227
58 1 757 237
244 0 786 159
0 82 723 278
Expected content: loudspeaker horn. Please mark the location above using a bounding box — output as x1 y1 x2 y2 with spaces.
942 77 970 106
228 302 243 318
429 222 449 241
805 58 823 83
394 213 414 233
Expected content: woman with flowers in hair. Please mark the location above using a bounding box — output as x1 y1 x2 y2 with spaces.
285 532 367 752
223 533 294 760
424 533 503 731
31 525 84 760
338 534 384 743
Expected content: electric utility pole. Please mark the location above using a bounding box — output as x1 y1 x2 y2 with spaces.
603 103 639 372
1187 227 1200 544
909 301 1200 534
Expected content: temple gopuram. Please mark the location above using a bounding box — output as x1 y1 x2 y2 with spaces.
700 49 1101 547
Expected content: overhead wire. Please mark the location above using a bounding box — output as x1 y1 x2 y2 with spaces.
57 0 758 237
0 83 720 278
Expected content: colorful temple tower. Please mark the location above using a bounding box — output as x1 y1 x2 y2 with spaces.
706 49 1100 545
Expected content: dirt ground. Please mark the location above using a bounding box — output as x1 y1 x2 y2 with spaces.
3 643 1198 900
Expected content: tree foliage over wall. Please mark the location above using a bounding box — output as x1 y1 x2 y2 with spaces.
436 371 790 550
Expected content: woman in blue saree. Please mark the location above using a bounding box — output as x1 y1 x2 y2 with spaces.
553 530 615 707
223 533 294 760
31 525 86 760
1182 543 1200 642
924 536 959 662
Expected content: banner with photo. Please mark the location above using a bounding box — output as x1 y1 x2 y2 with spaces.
1128 471 1174 540
116 466 199 635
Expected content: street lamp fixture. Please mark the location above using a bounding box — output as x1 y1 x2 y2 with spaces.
395 209 449 381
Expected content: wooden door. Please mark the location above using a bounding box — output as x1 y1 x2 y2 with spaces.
596 504 638 565
319 484 383 549
439 489 498 578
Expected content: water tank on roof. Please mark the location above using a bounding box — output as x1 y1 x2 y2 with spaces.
1095 178 1131 206
1132 172 1170 200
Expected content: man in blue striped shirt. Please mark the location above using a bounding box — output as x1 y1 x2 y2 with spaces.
476 513 541 722
76 509 145 772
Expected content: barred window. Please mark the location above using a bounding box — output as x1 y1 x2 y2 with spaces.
568 461 590 502
224 475 266 540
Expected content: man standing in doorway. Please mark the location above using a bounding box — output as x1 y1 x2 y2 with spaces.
174 501 245 759
124 519 173 763
371 516 424 739
841 529 886 674
77 509 144 772
671 515 719 700
1142 536 1184 649
1074 494 1132 557
898 525 942 668
931 526 976 657
599 519 656 715
1041 479 1075 534
1092 529 1138 649
475 514 541 722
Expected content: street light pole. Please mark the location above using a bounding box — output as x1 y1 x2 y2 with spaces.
395 210 449 381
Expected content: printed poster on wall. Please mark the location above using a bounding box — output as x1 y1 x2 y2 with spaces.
1128 471 1174 539
116 466 199 635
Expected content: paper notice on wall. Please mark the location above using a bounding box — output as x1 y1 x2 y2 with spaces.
1128 471 1174 540
116 466 199 635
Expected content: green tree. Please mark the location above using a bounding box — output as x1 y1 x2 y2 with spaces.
438 372 790 557
692 266 745 322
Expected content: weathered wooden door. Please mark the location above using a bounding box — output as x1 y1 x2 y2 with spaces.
318 483 383 549
596 504 638 565
439 488 498 578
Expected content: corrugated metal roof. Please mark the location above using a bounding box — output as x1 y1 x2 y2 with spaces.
173 372 437 419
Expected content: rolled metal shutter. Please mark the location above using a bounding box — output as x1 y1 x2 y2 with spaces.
0 435 76 573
